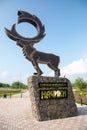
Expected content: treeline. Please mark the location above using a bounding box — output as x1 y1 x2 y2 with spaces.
0 81 27 89
72 77 87 91
0 77 87 90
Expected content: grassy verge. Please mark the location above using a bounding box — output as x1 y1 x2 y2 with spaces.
76 101 87 105
0 88 22 97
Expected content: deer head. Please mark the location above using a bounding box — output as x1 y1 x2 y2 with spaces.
5 10 46 47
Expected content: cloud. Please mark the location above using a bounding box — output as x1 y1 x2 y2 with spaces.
48 55 87 80
61 56 87 76
0 56 87 84
0 70 11 83
0 71 9 78
0 71 27 84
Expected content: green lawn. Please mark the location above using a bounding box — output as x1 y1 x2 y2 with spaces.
0 88 21 97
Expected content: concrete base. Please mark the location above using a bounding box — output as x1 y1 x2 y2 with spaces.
28 76 78 121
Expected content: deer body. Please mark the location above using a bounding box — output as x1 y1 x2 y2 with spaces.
5 10 60 77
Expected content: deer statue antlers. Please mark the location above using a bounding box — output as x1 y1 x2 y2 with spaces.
5 10 60 77
5 10 45 43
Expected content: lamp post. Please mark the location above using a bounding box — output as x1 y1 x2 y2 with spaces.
80 92 82 106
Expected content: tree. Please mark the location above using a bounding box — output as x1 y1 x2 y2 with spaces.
0 83 10 88
73 77 87 91
11 81 27 89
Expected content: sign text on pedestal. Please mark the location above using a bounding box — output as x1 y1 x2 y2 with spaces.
39 82 68 100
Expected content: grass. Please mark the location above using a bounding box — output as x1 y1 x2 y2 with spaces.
80 91 87 96
0 88 21 97
76 101 87 105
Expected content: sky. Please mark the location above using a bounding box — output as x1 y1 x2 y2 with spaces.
0 0 87 84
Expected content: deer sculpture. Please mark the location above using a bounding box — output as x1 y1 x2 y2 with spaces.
5 10 60 77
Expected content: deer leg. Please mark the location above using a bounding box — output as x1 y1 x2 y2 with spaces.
55 68 60 77
48 63 60 77
35 65 43 76
32 60 43 75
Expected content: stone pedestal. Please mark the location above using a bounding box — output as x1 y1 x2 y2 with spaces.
28 76 78 121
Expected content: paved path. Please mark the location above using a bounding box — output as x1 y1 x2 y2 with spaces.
0 98 87 130
11 91 29 98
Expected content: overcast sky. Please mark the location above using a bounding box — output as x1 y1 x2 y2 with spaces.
0 0 87 84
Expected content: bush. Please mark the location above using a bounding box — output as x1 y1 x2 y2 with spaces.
0 83 10 88
3 94 7 98
73 77 87 91
11 81 27 89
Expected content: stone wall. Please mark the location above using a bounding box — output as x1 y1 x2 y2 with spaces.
28 76 78 121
